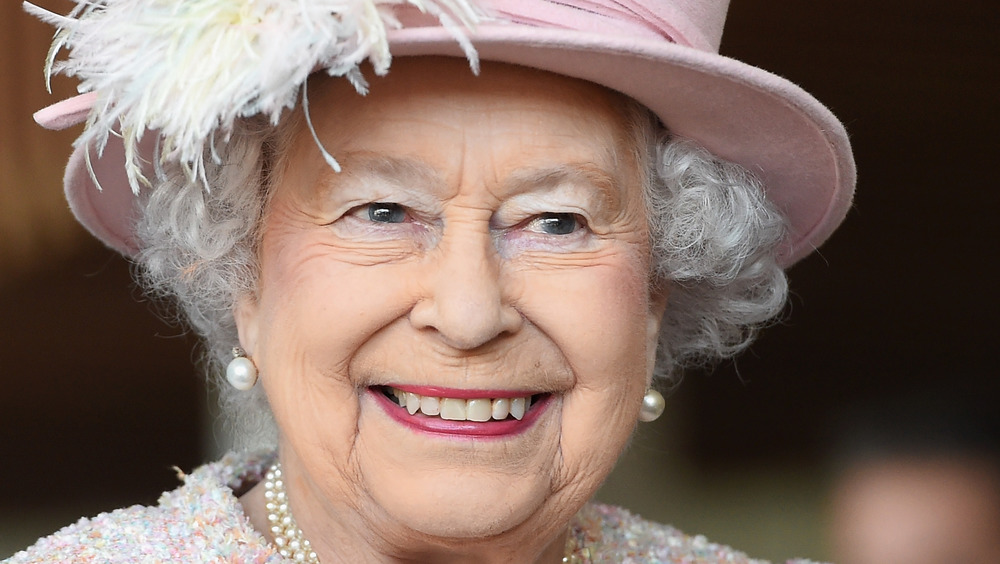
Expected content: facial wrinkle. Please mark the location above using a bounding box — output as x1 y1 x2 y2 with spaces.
503 163 622 220
338 152 444 200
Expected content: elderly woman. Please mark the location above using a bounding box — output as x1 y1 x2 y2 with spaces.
9 0 853 562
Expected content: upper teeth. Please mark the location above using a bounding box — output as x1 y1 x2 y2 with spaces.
389 388 532 421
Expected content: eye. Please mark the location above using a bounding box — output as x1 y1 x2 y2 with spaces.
366 203 406 223
527 213 583 235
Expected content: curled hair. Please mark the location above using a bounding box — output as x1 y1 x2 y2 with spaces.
648 137 788 379
135 105 787 450
135 116 295 449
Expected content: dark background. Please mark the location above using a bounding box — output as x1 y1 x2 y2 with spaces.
2 0 997 558
689 0 999 467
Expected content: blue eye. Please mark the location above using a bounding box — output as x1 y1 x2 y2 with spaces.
368 203 406 223
533 213 580 235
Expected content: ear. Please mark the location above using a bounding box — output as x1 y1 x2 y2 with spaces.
645 285 669 383
234 293 261 357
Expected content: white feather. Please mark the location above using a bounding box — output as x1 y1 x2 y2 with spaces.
25 0 487 193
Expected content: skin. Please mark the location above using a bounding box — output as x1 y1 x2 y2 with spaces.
237 58 668 563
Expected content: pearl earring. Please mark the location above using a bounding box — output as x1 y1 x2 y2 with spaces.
226 347 258 391
638 389 665 422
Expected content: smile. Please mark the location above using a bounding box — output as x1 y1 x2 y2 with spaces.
370 385 551 437
381 386 543 421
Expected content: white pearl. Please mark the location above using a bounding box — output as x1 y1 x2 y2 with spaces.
226 356 258 390
264 461 321 563
638 389 666 422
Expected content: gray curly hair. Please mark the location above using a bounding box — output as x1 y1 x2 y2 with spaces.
135 98 787 450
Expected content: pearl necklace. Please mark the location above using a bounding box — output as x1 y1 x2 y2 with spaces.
263 461 589 563
264 462 320 563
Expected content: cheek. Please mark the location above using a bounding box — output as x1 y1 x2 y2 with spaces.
257 230 417 365
518 257 651 378
252 231 422 460
516 252 651 480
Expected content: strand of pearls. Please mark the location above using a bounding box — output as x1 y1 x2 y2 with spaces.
264 462 320 563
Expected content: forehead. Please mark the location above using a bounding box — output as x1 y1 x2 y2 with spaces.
274 58 643 198
302 57 634 130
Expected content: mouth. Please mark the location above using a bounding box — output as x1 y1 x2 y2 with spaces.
370 385 551 437
377 385 546 421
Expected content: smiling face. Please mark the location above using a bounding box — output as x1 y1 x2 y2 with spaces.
237 59 666 560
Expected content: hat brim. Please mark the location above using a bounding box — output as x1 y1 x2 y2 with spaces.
58 23 854 265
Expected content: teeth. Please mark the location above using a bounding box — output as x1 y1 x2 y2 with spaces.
510 397 526 420
467 399 492 422
492 398 510 420
419 396 440 416
440 398 467 421
387 388 536 422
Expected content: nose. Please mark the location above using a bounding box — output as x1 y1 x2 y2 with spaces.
409 227 522 350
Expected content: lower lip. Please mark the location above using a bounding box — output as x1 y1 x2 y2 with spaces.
369 389 551 438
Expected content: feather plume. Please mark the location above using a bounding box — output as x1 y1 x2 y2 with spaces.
24 0 487 192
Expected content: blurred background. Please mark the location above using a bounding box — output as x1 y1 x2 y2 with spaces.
2 0 998 561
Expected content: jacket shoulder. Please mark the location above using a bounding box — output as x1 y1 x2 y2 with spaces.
4 452 279 563
570 503 828 564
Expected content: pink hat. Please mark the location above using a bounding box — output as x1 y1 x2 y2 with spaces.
30 0 854 266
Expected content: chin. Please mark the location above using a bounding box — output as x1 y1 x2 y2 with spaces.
375 472 554 540
356 434 555 539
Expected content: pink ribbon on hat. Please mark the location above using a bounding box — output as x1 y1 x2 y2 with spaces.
478 0 727 51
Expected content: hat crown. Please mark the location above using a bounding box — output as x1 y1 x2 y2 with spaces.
482 0 730 51
659 0 730 50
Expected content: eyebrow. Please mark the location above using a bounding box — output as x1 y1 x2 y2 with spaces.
319 153 623 212
503 163 622 214
335 152 443 193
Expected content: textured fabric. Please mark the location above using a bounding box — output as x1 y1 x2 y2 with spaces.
5 452 826 563
566 504 825 563
4 451 280 564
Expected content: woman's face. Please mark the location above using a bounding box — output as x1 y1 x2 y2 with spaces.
237 59 666 552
